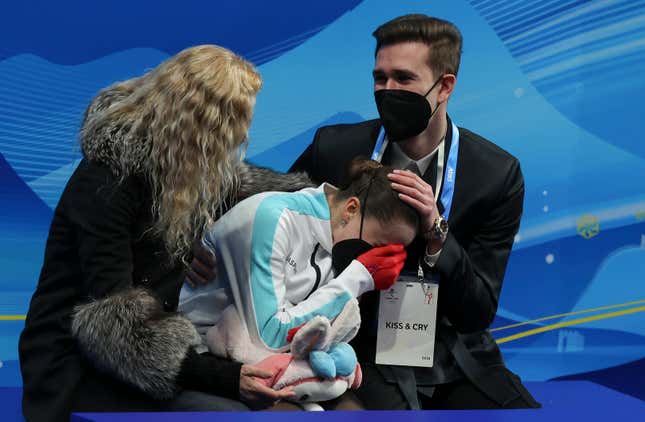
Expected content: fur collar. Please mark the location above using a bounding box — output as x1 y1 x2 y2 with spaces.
79 88 148 176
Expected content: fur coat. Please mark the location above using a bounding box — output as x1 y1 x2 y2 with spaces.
18 90 313 422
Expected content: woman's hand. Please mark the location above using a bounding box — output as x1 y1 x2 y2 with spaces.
185 240 217 288
239 364 296 410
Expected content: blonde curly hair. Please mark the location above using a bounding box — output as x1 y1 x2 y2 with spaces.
81 45 262 260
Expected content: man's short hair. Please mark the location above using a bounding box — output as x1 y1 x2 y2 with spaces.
373 14 463 77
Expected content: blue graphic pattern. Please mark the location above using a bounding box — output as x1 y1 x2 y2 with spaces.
0 0 643 400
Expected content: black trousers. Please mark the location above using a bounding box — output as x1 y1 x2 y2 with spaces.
354 362 540 410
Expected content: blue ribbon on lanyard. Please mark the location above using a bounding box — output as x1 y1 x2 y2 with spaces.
440 122 459 220
370 128 388 161
370 122 460 220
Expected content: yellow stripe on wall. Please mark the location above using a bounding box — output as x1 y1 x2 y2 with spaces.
492 299 645 332
0 315 26 321
496 306 645 344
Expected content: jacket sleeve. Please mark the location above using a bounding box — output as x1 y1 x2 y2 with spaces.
245 208 374 351
434 160 524 333
68 165 241 400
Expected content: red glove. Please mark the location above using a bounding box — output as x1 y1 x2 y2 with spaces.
286 323 306 343
357 244 407 290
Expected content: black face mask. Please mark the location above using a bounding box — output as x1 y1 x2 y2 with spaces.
331 238 373 277
374 75 443 142
331 177 375 276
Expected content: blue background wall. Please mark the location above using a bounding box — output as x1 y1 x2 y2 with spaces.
1 0 644 401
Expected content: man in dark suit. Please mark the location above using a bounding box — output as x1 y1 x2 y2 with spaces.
289 14 540 410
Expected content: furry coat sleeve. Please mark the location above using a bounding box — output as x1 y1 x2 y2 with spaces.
237 161 314 199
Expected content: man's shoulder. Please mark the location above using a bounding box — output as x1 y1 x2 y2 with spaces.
453 126 524 207
458 127 521 177
315 119 381 142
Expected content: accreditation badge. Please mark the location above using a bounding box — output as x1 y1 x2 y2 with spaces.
375 274 438 367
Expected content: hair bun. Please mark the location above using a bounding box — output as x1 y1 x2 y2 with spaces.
348 157 383 181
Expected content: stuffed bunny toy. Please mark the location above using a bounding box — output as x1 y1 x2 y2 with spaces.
206 299 362 404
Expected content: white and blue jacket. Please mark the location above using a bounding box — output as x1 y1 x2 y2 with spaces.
179 184 374 359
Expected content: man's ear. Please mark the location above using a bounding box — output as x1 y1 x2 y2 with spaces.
438 74 456 103
342 197 361 221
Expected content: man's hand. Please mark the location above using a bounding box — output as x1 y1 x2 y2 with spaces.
239 364 296 410
388 169 441 239
185 240 217 288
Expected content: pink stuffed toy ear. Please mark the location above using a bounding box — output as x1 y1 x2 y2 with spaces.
252 353 294 387
351 363 362 390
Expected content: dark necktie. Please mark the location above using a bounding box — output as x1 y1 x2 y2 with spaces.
405 161 421 177
427 154 438 193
